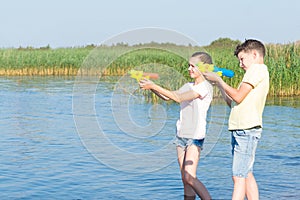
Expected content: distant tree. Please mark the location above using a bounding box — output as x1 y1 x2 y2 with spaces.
85 44 96 49
40 44 51 50
209 38 241 48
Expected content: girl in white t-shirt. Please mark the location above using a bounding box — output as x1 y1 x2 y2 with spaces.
139 52 213 200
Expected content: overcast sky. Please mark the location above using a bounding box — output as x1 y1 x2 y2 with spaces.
1 0 299 48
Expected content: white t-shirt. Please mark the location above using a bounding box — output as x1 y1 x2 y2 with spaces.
176 80 213 139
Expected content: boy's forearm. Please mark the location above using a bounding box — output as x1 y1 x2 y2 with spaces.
216 77 238 103
218 85 232 107
216 77 251 104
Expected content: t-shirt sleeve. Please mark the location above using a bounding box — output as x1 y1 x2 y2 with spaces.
243 64 268 88
191 81 210 98
177 83 191 93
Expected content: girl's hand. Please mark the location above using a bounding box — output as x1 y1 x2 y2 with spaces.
139 78 154 90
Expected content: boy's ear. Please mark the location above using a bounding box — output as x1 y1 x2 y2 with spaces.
252 49 258 59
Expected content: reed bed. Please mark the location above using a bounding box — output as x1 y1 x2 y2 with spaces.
0 47 91 76
0 41 299 97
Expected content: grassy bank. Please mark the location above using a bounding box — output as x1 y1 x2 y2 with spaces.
0 39 299 96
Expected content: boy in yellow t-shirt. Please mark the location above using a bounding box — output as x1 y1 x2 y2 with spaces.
204 39 269 200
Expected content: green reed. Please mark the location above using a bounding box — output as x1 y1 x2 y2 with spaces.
0 41 299 97
0 47 91 76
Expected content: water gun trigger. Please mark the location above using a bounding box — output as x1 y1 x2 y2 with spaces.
215 71 223 76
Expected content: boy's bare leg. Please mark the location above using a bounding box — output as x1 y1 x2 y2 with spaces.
245 172 259 200
232 172 259 200
232 176 246 200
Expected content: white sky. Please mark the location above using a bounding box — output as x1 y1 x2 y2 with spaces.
1 0 299 48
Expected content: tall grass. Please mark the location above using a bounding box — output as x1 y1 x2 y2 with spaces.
0 47 91 76
265 43 300 96
0 41 299 96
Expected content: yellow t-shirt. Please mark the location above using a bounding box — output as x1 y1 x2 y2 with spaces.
229 64 269 130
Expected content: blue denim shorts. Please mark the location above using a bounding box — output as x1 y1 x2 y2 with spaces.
174 136 205 150
231 127 262 178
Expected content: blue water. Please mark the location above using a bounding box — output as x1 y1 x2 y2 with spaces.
0 76 299 199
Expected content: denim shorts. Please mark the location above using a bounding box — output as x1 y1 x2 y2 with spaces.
174 136 205 150
231 127 262 178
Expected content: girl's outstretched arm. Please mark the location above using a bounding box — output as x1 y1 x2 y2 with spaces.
139 79 200 103
150 89 170 101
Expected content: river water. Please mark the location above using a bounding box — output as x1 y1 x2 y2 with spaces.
0 76 299 199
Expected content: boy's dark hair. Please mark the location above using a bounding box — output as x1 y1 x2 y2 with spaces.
191 52 213 64
234 39 266 58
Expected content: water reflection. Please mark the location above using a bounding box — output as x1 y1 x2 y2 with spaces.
267 96 300 107
0 76 299 199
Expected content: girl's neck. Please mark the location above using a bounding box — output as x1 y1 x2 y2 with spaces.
194 75 205 85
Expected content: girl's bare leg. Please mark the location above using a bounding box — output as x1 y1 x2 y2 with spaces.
177 146 196 198
177 145 211 200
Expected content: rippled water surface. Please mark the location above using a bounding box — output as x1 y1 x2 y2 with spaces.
0 77 299 199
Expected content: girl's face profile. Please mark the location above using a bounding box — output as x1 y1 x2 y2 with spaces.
188 56 202 79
